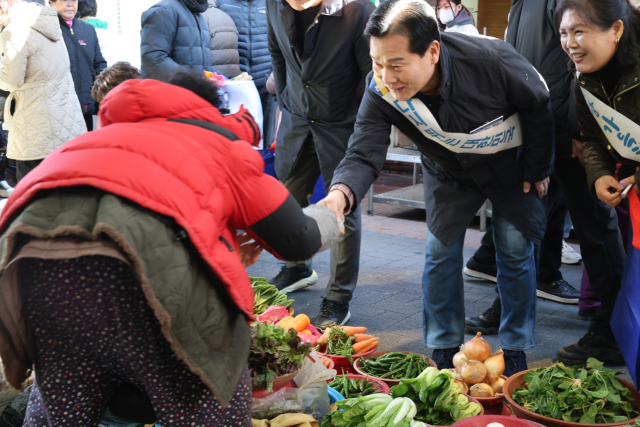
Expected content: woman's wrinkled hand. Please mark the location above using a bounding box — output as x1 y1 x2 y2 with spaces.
237 232 263 268
595 175 623 207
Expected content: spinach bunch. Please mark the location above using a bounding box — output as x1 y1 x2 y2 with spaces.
512 358 639 424
321 327 355 362
248 322 312 392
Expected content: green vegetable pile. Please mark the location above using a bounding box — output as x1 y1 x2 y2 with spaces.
390 367 482 425
248 321 312 392
328 375 382 398
512 358 639 424
251 277 294 315
322 394 423 427
320 326 355 361
359 352 431 380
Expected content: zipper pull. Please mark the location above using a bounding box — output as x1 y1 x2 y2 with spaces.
219 236 235 252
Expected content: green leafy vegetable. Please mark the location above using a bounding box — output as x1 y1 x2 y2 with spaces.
324 395 417 427
389 367 481 426
317 326 356 362
251 277 294 315
512 358 639 423
248 321 312 392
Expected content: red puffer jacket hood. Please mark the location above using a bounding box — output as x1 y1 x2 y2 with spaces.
0 79 289 320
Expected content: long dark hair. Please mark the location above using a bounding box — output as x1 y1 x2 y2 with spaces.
436 0 476 30
555 0 640 68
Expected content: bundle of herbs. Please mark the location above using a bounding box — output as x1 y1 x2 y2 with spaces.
512 358 639 424
249 321 312 392
318 326 356 362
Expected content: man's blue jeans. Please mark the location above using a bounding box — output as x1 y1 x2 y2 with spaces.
422 208 537 351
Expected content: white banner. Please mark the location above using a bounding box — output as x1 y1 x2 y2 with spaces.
371 76 523 154
581 88 640 161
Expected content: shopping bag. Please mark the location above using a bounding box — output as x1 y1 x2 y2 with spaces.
610 190 640 390
222 80 264 147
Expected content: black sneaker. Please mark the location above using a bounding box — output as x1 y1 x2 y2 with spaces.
504 350 528 377
430 347 458 370
578 310 595 321
465 296 501 335
463 257 497 282
314 298 351 329
268 264 318 294
557 332 625 366
536 279 580 304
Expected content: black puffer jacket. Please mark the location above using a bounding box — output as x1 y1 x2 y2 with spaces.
217 0 271 87
141 0 223 78
58 16 107 115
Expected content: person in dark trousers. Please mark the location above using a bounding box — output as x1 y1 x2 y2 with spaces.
265 0 374 328
140 0 224 79
318 0 555 374
49 0 106 132
217 0 277 146
464 0 626 366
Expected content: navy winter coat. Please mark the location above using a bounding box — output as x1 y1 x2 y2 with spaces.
141 0 222 78
217 0 271 87
58 16 107 115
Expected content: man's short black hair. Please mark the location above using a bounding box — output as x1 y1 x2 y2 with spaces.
77 0 97 19
364 0 441 57
164 69 223 109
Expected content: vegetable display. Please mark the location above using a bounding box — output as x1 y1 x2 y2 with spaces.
323 394 419 427
251 277 295 316
359 352 432 380
328 375 382 398
248 321 312 392
317 326 379 362
390 367 482 425
512 358 639 424
451 333 505 398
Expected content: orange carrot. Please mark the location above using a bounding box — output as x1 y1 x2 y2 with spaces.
276 316 294 328
352 337 378 354
341 326 367 337
300 329 312 335
318 328 331 345
360 340 379 354
288 314 311 332
354 334 375 343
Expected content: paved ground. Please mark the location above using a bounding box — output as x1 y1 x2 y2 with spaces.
246 171 630 379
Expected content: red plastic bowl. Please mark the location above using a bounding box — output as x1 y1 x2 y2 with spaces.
452 415 544 427
326 374 391 395
315 344 379 368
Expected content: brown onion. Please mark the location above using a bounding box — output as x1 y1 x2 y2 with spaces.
488 377 505 394
460 360 487 384
484 349 505 383
452 367 463 381
470 383 494 398
462 332 492 362
452 351 469 368
454 379 469 394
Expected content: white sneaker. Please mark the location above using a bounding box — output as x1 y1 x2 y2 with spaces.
561 240 582 265
0 181 13 199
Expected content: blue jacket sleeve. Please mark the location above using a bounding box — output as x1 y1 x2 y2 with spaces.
140 5 180 78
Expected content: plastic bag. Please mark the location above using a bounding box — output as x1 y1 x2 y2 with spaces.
297 325 322 347
252 352 336 422
0 386 31 427
257 306 290 324
221 80 264 147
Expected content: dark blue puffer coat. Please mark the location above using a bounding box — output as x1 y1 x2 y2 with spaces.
216 0 271 87
141 0 223 78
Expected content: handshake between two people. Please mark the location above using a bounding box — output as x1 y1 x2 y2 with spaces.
237 199 346 268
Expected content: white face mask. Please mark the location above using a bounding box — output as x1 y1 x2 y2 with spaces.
438 8 455 25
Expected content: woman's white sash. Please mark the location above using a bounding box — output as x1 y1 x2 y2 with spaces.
581 88 640 161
